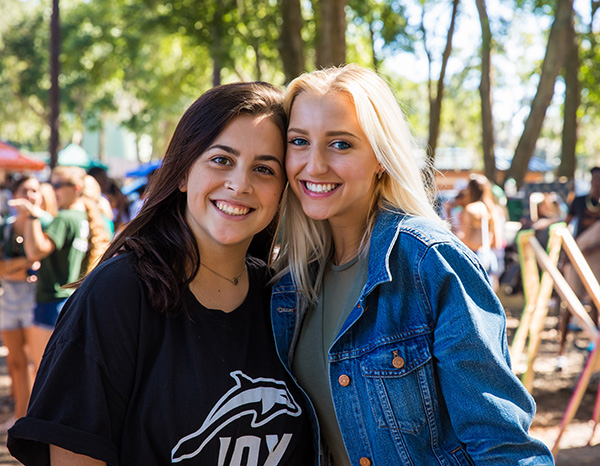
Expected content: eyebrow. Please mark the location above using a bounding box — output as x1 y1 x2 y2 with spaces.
287 128 360 140
209 144 240 156
208 144 283 168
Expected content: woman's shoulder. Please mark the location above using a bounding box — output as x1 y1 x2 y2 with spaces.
49 253 148 350
395 213 456 245
79 252 144 296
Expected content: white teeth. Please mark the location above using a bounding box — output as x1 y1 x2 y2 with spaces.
305 182 338 193
215 201 250 216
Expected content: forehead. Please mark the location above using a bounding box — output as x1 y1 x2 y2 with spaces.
290 90 356 121
194 113 284 166
19 178 39 188
291 90 356 116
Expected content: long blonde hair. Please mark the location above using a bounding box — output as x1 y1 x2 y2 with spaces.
272 64 445 302
52 166 111 275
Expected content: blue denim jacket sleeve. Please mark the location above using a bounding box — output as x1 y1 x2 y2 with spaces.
419 239 552 464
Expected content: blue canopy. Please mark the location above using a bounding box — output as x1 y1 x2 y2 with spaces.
126 159 162 177
121 177 148 196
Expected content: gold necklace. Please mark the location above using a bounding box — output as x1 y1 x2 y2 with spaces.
200 262 246 286
586 194 600 213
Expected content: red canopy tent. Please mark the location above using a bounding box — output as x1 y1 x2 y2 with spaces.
0 141 46 171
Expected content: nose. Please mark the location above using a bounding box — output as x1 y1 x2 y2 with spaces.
304 147 328 176
225 167 253 195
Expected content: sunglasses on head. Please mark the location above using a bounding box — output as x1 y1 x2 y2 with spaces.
51 181 75 190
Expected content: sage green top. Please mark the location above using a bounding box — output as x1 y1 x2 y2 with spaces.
293 255 368 466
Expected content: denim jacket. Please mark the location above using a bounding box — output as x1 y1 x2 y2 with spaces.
271 209 554 465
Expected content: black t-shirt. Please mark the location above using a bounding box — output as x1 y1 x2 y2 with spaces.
568 194 600 237
8 253 313 466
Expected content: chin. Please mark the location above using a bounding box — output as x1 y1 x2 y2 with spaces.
302 209 333 221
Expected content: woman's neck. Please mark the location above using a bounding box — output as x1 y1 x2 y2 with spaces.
189 245 250 313
329 218 367 266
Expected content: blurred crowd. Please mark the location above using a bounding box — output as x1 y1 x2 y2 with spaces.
441 167 600 370
0 165 152 433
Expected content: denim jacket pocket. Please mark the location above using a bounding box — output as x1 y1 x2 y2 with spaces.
360 334 433 434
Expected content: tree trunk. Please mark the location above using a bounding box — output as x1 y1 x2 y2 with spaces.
557 10 579 179
49 0 61 169
252 42 262 81
278 0 305 83
476 0 497 184
98 120 105 161
503 0 574 189
425 0 459 175
315 0 347 68
135 133 142 163
369 22 379 71
211 5 225 87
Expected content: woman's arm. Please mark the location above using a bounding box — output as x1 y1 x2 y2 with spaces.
0 256 36 281
425 242 553 463
50 445 106 466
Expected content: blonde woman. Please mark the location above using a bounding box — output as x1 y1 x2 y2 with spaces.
9 166 110 370
271 64 553 465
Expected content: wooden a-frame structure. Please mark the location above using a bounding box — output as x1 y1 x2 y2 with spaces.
509 223 600 453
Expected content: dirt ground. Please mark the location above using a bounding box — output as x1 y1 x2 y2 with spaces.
0 290 598 465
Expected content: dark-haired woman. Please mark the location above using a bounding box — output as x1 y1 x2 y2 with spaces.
0 176 52 432
8 82 312 466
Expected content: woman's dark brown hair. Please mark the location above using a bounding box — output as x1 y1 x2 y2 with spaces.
94 82 286 314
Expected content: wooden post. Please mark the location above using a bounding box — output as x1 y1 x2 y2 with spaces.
558 227 600 312
552 331 600 454
522 229 564 392
529 235 598 341
510 230 540 363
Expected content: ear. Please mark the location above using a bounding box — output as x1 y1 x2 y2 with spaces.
179 177 187 192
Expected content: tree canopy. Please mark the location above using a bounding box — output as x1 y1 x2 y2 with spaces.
1 0 598 182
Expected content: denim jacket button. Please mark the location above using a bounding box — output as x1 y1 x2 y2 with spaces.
338 374 350 386
392 355 405 369
359 457 371 466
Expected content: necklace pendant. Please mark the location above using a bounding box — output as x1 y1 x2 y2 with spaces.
232 277 239 286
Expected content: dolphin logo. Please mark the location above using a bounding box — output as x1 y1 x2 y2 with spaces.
171 371 302 463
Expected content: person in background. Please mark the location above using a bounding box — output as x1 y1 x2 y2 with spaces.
8 166 111 371
445 188 467 233
457 174 505 291
39 183 58 223
271 64 553 465
0 177 52 432
8 82 312 466
105 179 130 234
566 166 600 238
82 174 114 237
86 167 110 195
559 167 600 370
